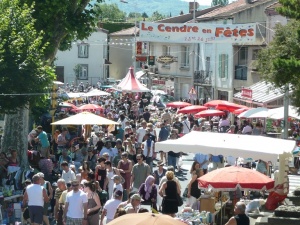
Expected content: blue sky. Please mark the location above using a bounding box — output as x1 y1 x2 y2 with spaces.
181 0 234 6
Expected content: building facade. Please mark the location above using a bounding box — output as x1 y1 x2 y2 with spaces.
54 28 109 86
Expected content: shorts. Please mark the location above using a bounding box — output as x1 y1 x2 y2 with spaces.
28 205 43 224
43 202 50 215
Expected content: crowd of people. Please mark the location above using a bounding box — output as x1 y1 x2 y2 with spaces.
2 92 268 225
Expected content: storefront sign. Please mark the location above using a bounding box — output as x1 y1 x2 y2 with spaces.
241 88 252 99
139 22 256 43
152 80 165 85
136 56 147 62
136 41 142 55
148 56 155 65
156 55 177 64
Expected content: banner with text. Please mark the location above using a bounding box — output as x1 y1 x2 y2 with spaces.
139 22 256 43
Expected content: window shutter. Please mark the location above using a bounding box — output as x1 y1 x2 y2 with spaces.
218 54 222 77
225 54 229 78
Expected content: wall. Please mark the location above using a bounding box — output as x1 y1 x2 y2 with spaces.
55 29 108 85
109 36 135 80
266 14 288 43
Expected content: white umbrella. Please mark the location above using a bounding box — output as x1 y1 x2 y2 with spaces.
238 107 269 118
51 112 119 125
66 92 85 98
82 89 110 97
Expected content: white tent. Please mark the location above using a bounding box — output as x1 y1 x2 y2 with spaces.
268 106 300 120
238 107 268 118
82 89 110 97
155 131 295 162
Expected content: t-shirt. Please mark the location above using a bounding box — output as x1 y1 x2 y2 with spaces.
66 190 88 218
159 127 169 141
55 188 64 200
104 199 122 220
38 131 50 147
143 139 154 158
59 190 68 204
62 169 76 183
112 183 123 198
132 163 150 189
136 127 146 143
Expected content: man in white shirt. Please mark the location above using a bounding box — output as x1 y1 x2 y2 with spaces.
242 122 253 134
181 116 191 134
100 190 123 225
99 140 118 161
23 174 49 225
63 179 88 225
136 121 147 146
61 162 76 184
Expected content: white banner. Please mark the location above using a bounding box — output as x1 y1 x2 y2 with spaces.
139 22 256 43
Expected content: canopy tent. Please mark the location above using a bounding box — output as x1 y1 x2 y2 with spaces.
82 89 110 97
155 131 294 162
116 67 150 92
268 105 300 120
51 112 119 125
66 92 85 98
238 107 268 118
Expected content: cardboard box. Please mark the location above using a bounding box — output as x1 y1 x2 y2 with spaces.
200 197 215 213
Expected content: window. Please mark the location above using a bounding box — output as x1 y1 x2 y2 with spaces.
235 65 247 80
252 49 261 60
162 45 171 55
78 44 89 58
79 64 88 80
218 54 228 79
205 57 211 76
238 47 248 65
181 46 190 68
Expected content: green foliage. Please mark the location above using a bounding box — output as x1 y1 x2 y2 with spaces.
20 0 103 63
277 0 300 20
211 0 229 6
128 12 142 18
0 0 56 114
256 20 300 111
151 11 166 21
142 12 149 18
101 22 135 33
95 3 126 22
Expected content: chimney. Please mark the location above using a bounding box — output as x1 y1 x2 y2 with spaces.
189 1 199 14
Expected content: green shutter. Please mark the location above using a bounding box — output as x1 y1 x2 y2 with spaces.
218 54 222 77
225 54 229 78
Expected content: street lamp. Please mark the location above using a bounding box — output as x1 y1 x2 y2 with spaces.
120 0 137 75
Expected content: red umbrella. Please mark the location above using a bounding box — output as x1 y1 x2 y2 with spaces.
232 107 250 115
204 100 229 108
215 102 247 112
194 109 225 118
166 101 192 108
177 105 208 114
76 104 103 112
198 166 275 191
58 102 77 110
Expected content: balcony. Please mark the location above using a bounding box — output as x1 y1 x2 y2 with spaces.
235 65 247 80
194 70 212 85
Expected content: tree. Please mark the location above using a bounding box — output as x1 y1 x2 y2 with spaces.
211 0 229 6
256 20 300 111
94 3 126 22
0 0 55 167
142 12 149 18
128 12 142 19
256 0 300 112
1 0 103 168
151 11 165 21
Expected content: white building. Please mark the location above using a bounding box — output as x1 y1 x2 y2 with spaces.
195 0 277 103
54 28 109 86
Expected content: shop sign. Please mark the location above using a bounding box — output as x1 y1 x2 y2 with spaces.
148 56 155 65
152 80 165 85
136 56 147 62
136 41 142 55
156 55 177 64
241 88 252 99
140 22 256 44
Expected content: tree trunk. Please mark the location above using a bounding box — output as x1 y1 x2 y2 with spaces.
1 107 29 169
